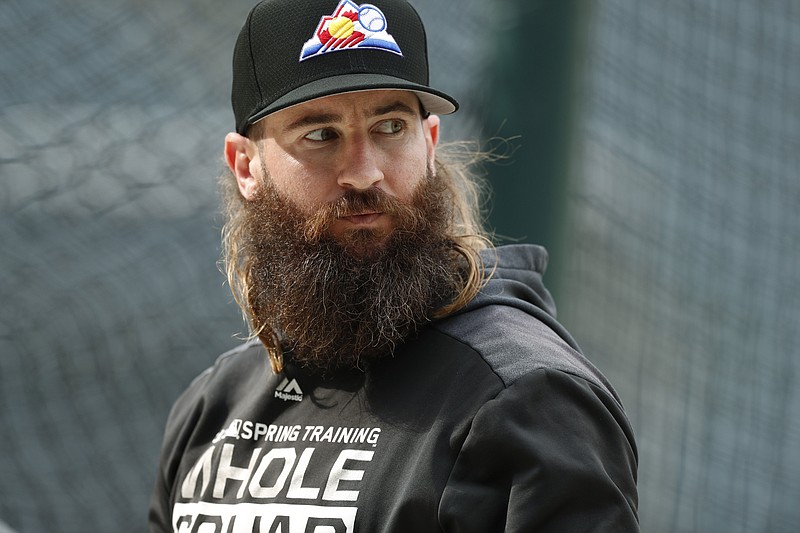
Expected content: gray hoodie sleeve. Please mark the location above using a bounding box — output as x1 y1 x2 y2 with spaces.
438 368 639 532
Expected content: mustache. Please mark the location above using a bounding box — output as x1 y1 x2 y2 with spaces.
302 187 428 241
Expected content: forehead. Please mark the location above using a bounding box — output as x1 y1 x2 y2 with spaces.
259 89 422 129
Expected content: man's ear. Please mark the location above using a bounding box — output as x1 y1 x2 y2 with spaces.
424 114 440 167
224 132 260 200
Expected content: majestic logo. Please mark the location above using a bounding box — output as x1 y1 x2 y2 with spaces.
300 0 402 61
274 377 304 402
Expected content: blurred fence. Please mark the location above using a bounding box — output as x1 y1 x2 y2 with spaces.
560 2 800 531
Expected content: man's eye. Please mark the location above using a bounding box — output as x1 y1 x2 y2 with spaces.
375 119 404 135
304 128 337 142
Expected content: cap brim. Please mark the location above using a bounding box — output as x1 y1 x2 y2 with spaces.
247 73 458 128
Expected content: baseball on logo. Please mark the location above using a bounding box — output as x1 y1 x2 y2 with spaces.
358 5 386 32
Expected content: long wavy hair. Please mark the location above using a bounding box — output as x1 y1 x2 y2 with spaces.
218 141 496 373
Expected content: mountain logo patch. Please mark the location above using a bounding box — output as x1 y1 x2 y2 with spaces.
300 1 402 61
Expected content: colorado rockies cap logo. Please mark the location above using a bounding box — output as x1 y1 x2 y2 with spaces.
300 0 402 61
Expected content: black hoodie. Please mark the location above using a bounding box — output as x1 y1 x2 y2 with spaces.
149 244 639 532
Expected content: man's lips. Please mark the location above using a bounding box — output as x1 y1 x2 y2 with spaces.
339 212 382 225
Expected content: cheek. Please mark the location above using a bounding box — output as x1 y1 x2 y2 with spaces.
387 152 429 200
269 177 324 214
263 157 331 214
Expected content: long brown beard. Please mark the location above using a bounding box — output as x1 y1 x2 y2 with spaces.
243 169 464 374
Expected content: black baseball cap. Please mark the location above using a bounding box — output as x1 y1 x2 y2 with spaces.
231 0 459 134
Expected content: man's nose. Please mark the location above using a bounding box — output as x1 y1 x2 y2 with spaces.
336 137 384 191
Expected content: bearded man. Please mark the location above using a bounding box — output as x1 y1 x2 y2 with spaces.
149 0 639 531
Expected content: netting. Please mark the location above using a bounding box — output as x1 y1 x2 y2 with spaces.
0 0 493 531
560 2 800 532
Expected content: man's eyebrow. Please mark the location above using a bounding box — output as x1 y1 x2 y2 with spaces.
284 112 343 133
370 101 419 117
283 101 419 133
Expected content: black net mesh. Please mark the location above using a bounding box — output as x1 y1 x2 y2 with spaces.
560 2 800 531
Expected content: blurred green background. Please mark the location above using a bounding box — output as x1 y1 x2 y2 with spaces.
2 1 798 531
